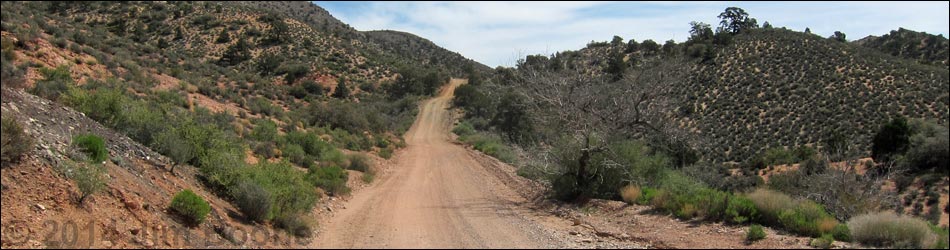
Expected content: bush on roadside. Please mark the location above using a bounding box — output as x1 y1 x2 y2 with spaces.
274 213 314 237
240 161 318 226
832 224 851 242
233 181 272 223
847 212 937 249
748 189 838 237
307 165 349 196
346 153 371 173
619 185 641 205
810 234 834 249
379 147 393 159
747 224 766 242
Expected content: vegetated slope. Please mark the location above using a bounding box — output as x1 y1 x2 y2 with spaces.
677 28 949 162
227 1 492 76
524 28 949 163
0 1 481 247
363 30 492 75
854 28 949 68
226 1 362 39
1 88 298 248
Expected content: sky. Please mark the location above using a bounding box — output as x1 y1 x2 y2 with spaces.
316 1 950 68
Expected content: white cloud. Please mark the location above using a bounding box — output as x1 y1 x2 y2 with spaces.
319 1 950 67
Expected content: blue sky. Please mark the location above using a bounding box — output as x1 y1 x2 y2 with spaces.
316 1 950 68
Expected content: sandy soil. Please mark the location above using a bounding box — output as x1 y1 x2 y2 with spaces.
311 79 571 248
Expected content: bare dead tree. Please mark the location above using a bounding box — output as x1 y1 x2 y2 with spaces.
509 59 698 199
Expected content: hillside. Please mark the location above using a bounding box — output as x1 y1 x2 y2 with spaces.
516 28 949 163
677 28 949 163
854 28 949 68
363 30 492 75
1 87 301 248
0 1 483 247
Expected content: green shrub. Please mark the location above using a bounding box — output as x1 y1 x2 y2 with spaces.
747 224 766 242
250 118 278 142
726 195 758 224
932 225 949 249
233 181 272 223
747 188 839 237
73 134 109 163
649 189 672 212
452 122 476 137
152 128 196 168
283 131 337 162
810 234 834 249
346 153 371 173
252 142 277 159
872 117 912 163
902 120 949 174
761 147 797 166
307 165 349 196
31 65 72 101
274 213 314 237
638 188 658 205
1 116 33 167
847 212 937 249
170 189 211 226
832 224 851 242
241 161 318 222
693 189 730 221
361 171 375 184
62 86 129 127
71 162 106 204
379 147 393 159
461 133 517 164
282 144 312 168
748 189 798 226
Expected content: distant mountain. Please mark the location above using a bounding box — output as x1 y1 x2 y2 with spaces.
363 30 492 76
854 28 949 68
228 1 491 76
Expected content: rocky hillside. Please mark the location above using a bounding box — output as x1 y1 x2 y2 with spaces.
854 28 949 68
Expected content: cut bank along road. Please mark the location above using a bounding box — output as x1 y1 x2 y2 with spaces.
312 79 559 248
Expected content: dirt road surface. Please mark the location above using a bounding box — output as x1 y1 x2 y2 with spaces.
312 79 565 248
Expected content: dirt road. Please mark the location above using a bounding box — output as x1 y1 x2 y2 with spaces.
312 79 559 248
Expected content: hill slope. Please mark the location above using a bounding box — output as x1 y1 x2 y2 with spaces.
521 28 949 163
363 30 492 75
854 28 949 68
677 28 949 162
0 1 488 247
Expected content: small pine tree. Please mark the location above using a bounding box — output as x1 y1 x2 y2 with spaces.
219 37 250 66
215 28 231 44
333 79 349 99
157 38 169 49
174 26 184 40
